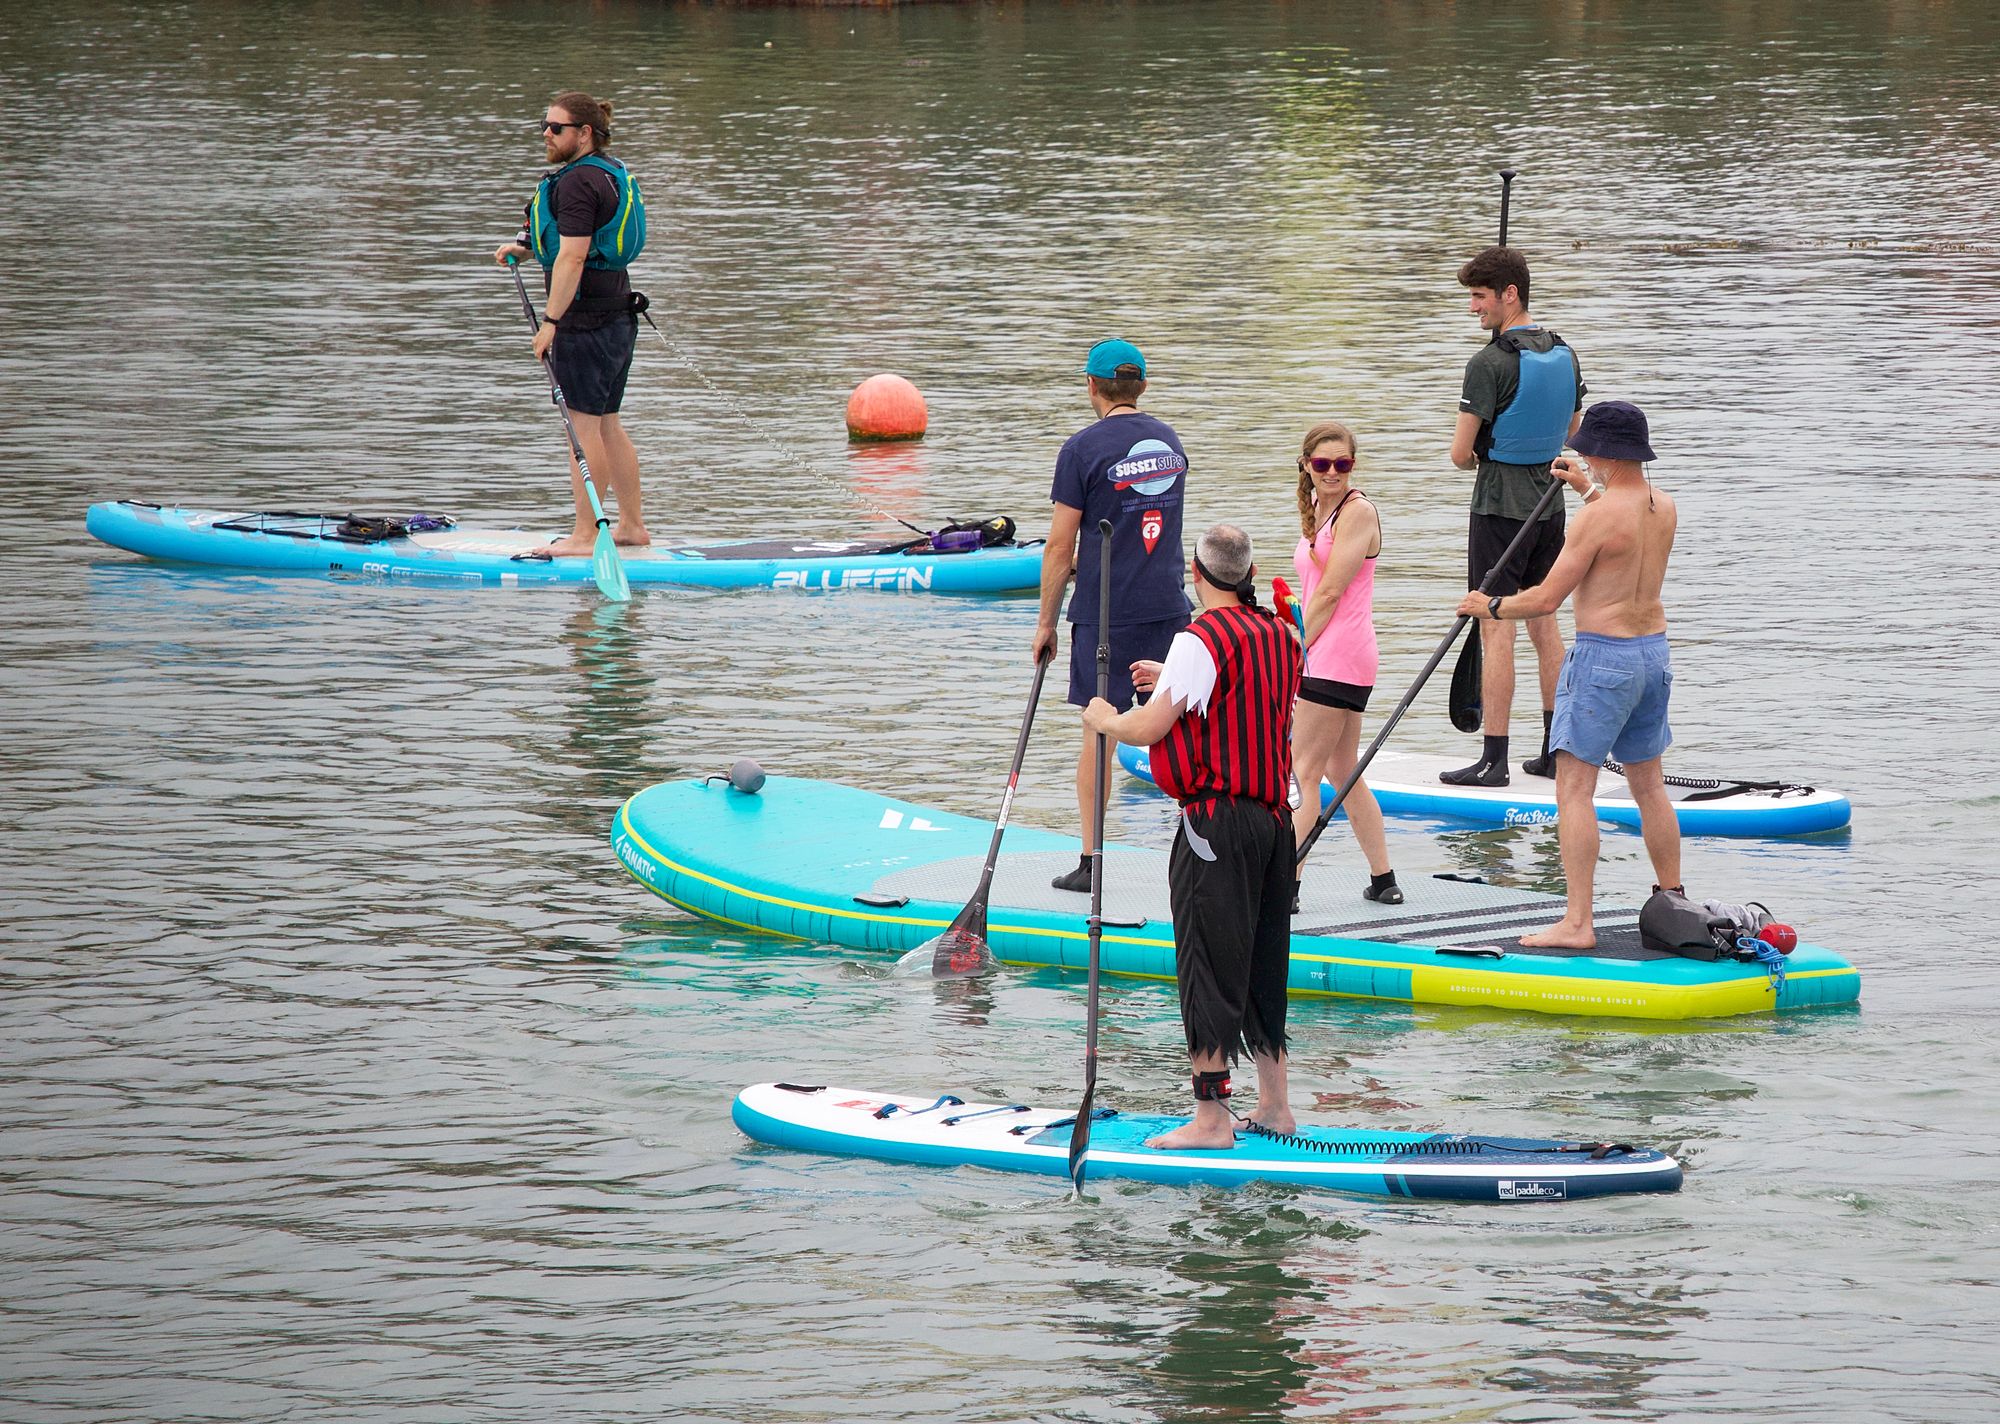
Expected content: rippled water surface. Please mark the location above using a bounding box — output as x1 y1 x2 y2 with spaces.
5 2 2000 1420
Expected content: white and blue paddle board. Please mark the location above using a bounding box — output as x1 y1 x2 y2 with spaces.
1119 742 1849 839
85 501 1040 593
733 1083 1683 1201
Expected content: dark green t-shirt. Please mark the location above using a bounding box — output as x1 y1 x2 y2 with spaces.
1460 326 1586 521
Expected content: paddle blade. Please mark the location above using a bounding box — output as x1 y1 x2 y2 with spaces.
908 925 997 979
1066 1074 1096 1195
591 524 631 603
1448 619 1482 733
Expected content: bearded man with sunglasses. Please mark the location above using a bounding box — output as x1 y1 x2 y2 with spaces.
493 91 651 556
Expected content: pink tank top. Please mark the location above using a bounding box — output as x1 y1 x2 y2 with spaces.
1292 492 1379 688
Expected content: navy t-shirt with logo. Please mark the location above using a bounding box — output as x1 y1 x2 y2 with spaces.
1051 413 1191 625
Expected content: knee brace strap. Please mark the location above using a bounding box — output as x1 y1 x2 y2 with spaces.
1192 1070 1233 1102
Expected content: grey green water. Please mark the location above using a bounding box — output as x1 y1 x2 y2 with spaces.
5 2 1999 1419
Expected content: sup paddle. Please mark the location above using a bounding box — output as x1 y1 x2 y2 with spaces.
1298 470 1568 867
922 648 1055 978
1446 167 1521 733
1067 518 1113 1196
506 257 630 603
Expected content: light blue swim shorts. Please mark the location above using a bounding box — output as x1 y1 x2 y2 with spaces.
1549 632 1673 766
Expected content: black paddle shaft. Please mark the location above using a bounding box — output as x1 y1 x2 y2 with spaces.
1297 472 1565 866
930 650 1053 968
1498 168 1516 246
1068 518 1114 1192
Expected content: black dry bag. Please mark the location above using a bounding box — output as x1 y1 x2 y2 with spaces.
1638 889 1736 961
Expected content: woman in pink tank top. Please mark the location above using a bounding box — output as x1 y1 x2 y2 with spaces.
1290 421 1400 905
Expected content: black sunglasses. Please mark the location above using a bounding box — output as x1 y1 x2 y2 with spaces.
1306 455 1355 475
540 120 585 134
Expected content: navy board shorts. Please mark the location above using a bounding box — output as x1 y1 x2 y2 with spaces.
1468 509 1565 596
549 314 637 416
1067 615 1189 711
1550 632 1673 765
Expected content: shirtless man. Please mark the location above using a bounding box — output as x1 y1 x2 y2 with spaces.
1455 401 1679 949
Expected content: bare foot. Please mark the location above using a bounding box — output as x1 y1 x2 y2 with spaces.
1247 1111 1296 1137
543 535 597 558
613 524 652 548
1146 1120 1238 1151
1520 921 1596 950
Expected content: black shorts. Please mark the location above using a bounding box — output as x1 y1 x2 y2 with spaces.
1168 795 1294 1063
1298 676 1371 712
549 315 637 417
1067 615 1189 710
1467 509 1565 596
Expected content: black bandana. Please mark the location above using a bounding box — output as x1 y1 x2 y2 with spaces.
1193 551 1258 608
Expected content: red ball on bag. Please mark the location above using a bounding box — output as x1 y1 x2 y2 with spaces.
1757 922 1798 955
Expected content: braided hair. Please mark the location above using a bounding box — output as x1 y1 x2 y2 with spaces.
1294 419 1359 570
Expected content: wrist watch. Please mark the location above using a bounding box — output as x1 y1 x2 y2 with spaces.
1488 595 1505 620
542 313 561 327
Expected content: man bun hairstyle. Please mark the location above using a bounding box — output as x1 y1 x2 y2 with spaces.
550 90 614 152
1457 244 1530 308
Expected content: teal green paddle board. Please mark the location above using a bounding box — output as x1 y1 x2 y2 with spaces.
611 776 1859 1020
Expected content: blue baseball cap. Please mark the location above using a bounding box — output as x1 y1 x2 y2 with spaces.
1084 339 1146 380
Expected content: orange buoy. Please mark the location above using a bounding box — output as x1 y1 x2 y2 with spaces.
846 373 928 442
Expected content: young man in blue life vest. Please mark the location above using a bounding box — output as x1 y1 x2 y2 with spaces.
1456 402 1681 949
493 90 650 556
1083 525 1302 1149
1031 339 1192 892
1444 246 1586 787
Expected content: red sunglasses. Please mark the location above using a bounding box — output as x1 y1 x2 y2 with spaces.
1306 455 1355 475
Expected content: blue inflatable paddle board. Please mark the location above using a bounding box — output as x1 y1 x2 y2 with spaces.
85 502 1040 593
612 775 1860 1021
1119 742 1849 839
733 1083 1682 1201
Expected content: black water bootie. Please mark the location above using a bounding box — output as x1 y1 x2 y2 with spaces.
1291 887 1302 916
1522 710 1556 777
1051 855 1093 893
1440 760 1510 787
1363 870 1404 906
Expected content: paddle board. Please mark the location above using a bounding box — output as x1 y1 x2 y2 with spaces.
85 502 1040 593
611 775 1860 1020
733 1082 1682 1201
1119 742 1849 838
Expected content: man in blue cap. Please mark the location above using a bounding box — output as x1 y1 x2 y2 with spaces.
1456 401 1682 949
1032 338 1192 891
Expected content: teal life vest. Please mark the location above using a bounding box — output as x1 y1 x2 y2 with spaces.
529 155 647 271
1482 329 1577 466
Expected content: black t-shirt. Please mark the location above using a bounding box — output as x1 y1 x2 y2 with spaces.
542 162 629 327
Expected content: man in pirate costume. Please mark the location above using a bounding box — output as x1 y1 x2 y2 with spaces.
1083 524 1303 1149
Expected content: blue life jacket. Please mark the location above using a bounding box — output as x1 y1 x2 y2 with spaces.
1483 329 1577 465
529 155 647 271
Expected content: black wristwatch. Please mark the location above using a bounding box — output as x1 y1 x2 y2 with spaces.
542 312 561 327
1488 595 1505 621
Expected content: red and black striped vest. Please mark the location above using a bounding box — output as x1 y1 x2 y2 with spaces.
1151 603 1301 812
